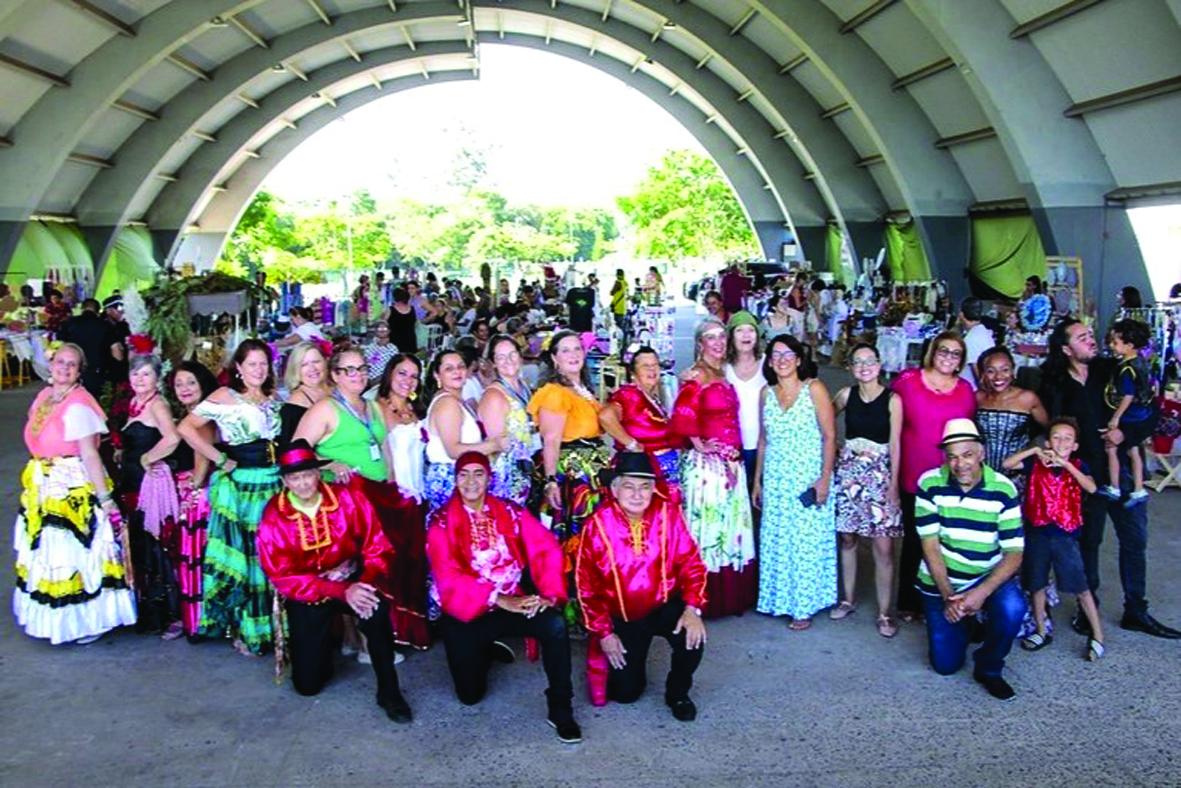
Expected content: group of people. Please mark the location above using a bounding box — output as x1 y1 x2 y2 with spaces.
11 281 1178 742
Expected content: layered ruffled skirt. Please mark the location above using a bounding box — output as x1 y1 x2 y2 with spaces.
12 457 137 644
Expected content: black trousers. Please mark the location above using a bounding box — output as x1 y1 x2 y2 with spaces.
608 599 703 704
286 598 401 700
440 608 573 712
897 492 922 615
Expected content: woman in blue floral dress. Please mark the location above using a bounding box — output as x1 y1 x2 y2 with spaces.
753 335 838 630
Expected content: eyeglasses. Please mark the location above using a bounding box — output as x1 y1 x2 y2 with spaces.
850 358 879 368
935 347 964 359
701 331 726 341
493 351 520 363
770 350 797 362
334 365 370 377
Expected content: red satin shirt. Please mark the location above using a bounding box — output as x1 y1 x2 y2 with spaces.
257 482 395 604
669 378 743 450
1024 458 1085 533
576 499 707 638
608 383 681 452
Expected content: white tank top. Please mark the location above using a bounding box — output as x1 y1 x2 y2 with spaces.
425 394 482 464
726 361 765 451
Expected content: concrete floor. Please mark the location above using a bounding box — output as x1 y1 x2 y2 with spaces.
2 313 1180 786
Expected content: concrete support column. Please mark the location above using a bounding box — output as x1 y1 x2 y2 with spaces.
0 221 25 279
913 215 971 307
791 224 826 269
79 225 120 284
1032 205 1151 321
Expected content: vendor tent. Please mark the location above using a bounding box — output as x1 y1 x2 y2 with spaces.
884 221 931 283
969 215 1047 299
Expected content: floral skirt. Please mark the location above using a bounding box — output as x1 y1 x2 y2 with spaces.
549 444 613 544
13 457 137 644
680 449 755 572
491 452 533 508
200 465 280 654
424 461 456 513
834 439 902 538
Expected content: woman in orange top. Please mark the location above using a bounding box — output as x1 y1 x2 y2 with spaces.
527 330 610 546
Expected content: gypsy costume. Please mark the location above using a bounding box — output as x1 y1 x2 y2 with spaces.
386 417 431 630
315 395 428 649
576 496 707 706
607 383 682 494
257 481 406 704
669 377 756 618
169 440 209 637
527 382 611 546
193 392 282 654
119 418 180 633
977 408 1034 490
487 378 538 506
13 386 137 643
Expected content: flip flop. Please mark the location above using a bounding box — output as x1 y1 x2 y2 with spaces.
876 615 898 638
1086 638 1105 661
1021 632 1052 651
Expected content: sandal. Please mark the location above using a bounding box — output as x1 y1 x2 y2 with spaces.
1086 638 1105 661
161 621 185 641
829 601 856 621
788 618 813 631
876 615 898 638
232 638 260 658
1021 632 1053 651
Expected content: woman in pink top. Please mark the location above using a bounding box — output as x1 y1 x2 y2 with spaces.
891 330 976 620
13 343 137 644
670 318 756 618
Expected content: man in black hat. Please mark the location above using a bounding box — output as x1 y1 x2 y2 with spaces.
576 452 708 720
256 439 412 723
101 293 130 387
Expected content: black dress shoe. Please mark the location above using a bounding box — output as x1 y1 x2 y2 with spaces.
1120 613 1181 639
490 640 516 664
973 673 1016 701
546 712 583 743
667 697 698 722
378 691 413 724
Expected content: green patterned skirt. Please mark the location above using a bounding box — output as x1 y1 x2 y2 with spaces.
199 465 281 654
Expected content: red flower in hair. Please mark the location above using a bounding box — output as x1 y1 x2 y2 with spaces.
314 338 334 358
128 333 156 354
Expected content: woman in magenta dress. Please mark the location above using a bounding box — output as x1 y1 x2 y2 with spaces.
598 346 682 500
891 330 976 621
669 318 757 618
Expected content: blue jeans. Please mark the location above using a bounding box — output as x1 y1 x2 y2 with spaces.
921 578 1026 679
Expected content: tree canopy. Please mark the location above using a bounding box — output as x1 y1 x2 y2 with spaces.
616 149 758 261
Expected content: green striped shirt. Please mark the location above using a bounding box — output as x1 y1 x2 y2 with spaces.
915 464 1023 595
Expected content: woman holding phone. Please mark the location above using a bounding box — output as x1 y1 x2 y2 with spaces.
753 335 837 631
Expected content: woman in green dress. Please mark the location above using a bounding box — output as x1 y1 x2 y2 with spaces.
294 346 429 650
178 339 282 656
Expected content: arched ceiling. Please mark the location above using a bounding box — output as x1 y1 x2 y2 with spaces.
0 0 1175 306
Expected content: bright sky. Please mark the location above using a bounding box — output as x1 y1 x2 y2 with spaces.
263 45 703 210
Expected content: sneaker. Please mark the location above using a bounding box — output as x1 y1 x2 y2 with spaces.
74 634 102 645
546 712 583 744
973 673 1016 701
1097 485 1121 501
1124 489 1149 509
666 697 698 722
356 650 372 665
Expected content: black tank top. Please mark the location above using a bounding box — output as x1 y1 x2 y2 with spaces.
388 307 418 354
845 387 891 444
120 421 162 493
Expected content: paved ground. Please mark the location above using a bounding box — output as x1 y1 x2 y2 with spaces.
2 310 1179 786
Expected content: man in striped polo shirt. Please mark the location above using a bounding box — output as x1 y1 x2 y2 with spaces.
916 418 1027 701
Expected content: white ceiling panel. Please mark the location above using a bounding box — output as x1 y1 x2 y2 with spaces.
947 138 1022 202
865 162 905 212
3 3 113 73
832 111 877 158
818 0 873 23
1085 95 1181 186
906 67 991 138
125 174 170 222
790 60 846 109
855 4 946 78
121 60 197 106
237 0 323 39
0 69 51 132
38 161 101 215
80 108 144 157
999 0 1079 25
157 135 207 175
183 25 256 69
1030 0 1181 102
741 15 804 65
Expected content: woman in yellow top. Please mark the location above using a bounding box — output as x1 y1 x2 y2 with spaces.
527 329 610 547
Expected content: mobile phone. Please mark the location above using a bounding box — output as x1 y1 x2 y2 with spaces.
798 487 817 507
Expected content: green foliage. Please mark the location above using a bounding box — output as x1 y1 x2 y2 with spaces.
141 270 265 363
616 149 758 260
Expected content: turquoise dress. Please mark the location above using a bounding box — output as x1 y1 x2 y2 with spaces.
757 381 837 619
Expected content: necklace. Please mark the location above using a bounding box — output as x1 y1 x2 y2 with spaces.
387 397 416 425
639 384 666 418
29 384 77 435
129 391 157 419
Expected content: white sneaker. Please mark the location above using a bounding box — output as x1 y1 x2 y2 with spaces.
74 634 102 645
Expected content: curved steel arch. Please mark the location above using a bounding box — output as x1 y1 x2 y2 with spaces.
0 0 273 222
77 1 465 229
157 34 787 265
165 70 477 269
148 42 473 231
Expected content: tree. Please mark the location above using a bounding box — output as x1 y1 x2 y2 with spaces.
616 149 759 260
220 190 298 272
